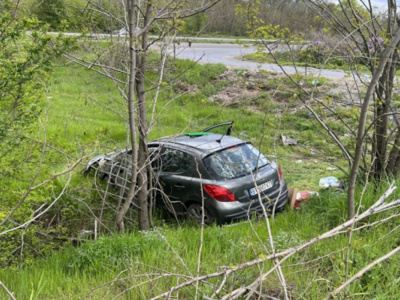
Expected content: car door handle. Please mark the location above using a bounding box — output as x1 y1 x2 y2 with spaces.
174 184 185 190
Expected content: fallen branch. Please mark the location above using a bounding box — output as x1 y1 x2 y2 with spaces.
326 245 400 299
0 158 83 227
151 184 398 299
0 280 16 300
0 170 74 236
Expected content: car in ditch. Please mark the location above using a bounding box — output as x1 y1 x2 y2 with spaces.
84 122 289 224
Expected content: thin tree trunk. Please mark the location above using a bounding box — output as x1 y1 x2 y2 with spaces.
135 2 152 231
387 115 400 176
115 0 139 232
373 68 390 180
347 28 400 220
383 52 399 175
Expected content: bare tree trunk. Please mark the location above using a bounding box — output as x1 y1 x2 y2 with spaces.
373 47 399 180
347 28 400 220
373 69 391 180
134 3 152 231
370 0 400 180
380 52 399 176
387 126 400 176
115 0 139 232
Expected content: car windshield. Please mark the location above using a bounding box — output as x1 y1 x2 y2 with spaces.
204 144 269 179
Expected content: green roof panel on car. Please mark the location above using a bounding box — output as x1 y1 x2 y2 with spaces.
185 132 213 137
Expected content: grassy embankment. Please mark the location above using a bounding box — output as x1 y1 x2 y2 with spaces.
240 51 356 71
1 51 400 299
2 183 400 299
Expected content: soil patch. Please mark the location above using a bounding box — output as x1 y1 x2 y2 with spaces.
209 69 362 111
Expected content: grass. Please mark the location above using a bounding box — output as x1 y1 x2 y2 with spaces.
2 183 400 299
239 52 358 72
1 44 400 298
45 55 341 190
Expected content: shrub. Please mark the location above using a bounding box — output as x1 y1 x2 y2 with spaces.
300 40 329 64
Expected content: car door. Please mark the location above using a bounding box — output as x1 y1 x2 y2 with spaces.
154 147 197 214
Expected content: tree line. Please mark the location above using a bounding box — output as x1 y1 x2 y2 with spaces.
16 0 320 36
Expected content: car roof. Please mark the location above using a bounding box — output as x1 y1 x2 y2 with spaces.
149 133 246 155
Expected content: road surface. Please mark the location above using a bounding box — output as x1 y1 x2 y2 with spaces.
172 43 348 79
51 32 348 78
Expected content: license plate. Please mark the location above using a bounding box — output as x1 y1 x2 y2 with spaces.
249 180 273 196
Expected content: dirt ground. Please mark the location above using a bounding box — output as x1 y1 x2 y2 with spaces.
209 69 363 111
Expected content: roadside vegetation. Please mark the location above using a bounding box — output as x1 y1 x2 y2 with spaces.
3 0 400 299
2 170 400 299
240 49 353 71
2 46 400 299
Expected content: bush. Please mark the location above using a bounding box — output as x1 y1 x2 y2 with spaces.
300 41 329 64
30 0 67 30
299 40 346 67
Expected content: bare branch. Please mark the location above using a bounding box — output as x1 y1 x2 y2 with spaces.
326 245 400 299
0 169 75 236
151 185 398 299
0 158 82 227
0 280 16 300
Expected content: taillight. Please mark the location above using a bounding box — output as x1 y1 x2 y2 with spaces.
204 184 237 202
278 166 283 180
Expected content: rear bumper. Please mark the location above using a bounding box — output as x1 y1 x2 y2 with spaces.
214 183 289 224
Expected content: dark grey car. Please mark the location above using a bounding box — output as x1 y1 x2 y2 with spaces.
84 122 288 224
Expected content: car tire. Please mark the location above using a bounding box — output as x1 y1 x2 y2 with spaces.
187 203 214 225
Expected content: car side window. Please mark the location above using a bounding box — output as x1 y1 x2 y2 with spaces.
149 146 162 171
160 148 193 174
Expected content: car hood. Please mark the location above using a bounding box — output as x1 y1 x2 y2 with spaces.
83 149 128 175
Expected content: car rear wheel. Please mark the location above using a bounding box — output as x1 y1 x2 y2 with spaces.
274 205 285 213
187 203 214 225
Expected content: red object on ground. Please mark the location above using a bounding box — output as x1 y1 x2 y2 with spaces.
293 191 319 209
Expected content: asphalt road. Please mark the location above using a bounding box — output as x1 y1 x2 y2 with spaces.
172 43 347 79
51 32 348 78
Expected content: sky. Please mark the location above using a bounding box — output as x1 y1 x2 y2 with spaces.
371 0 388 10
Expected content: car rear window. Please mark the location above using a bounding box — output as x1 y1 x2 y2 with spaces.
203 144 269 179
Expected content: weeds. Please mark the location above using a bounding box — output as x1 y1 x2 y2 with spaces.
2 182 400 299
2 46 400 299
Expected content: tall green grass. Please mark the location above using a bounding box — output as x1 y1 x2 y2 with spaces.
2 180 400 299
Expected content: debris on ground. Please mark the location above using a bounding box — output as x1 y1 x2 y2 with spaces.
174 80 199 94
209 70 267 106
281 134 297 146
309 147 318 155
319 176 340 188
288 188 319 209
336 180 346 191
208 69 363 113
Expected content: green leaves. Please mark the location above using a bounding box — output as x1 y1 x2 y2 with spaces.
30 0 67 31
0 3 76 165
253 24 293 40
0 1 77 268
